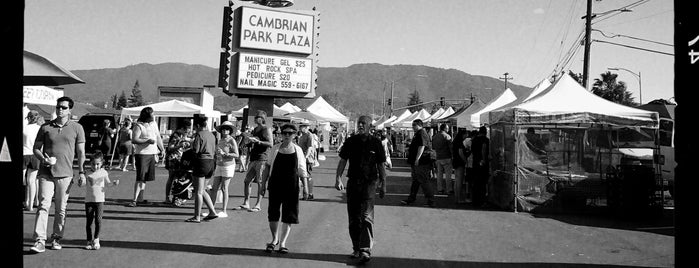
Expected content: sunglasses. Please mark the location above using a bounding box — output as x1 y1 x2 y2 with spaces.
281 131 296 136
56 105 70 110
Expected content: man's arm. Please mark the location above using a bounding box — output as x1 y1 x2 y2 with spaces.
377 161 386 198
335 158 347 191
415 145 425 166
131 124 152 145
76 142 86 186
33 127 46 162
258 127 274 148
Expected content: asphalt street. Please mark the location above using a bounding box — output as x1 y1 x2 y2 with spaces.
22 153 674 267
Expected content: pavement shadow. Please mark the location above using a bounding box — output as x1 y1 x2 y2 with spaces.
531 209 675 237
20 238 644 267
65 208 192 217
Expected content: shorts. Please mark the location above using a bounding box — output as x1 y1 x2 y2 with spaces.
119 142 134 155
267 189 300 224
192 158 215 178
214 163 236 178
245 160 269 183
23 155 41 170
135 154 156 182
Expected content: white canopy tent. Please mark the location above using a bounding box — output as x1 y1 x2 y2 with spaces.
386 110 413 128
393 109 431 129
436 106 455 120
468 88 517 129
480 79 551 126
121 99 221 118
306 96 349 124
375 115 397 130
440 99 486 127
279 102 302 113
424 108 445 123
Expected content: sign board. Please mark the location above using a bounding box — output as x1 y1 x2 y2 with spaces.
23 86 64 106
236 52 312 93
238 6 314 55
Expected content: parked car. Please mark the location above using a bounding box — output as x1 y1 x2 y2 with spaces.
78 113 119 156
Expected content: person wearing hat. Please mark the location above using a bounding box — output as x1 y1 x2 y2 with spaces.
334 115 387 264
237 110 273 212
210 121 239 218
297 122 315 200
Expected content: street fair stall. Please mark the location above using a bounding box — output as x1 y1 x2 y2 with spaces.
486 74 660 213
439 99 486 128
121 99 222 143
468 88 517 129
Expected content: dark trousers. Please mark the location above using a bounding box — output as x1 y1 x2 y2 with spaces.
472 167 488 206
346 179 377 254
85 202 104 241
408 164 434 202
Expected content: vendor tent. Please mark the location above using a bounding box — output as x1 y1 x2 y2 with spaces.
480 79 551 126
436 106 455 120
485 74 660 213
306 96 349 124
121 99 221 118
375 115 397 130
440 98 486 127
468 88 516 128
386 110 413 128
279 102 302 113
424 108 445 124
393 109 431 129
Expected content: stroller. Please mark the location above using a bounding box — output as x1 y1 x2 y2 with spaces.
170 149 195 207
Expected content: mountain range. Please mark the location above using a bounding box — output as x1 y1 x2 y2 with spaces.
62 63 533 117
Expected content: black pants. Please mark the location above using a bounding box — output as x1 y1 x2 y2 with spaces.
346 179 377 254
85 202 104 241
472 168 488 206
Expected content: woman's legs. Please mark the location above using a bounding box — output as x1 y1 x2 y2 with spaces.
211 176 222 209
165 170 175 203
25 168 38 210
132 182 146 202
194 176 217 218
268 221 279 245
217 177 232 211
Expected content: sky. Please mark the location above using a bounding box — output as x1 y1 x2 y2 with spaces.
24 0 675 103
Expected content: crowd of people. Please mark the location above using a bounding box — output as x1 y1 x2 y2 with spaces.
23 96 489 264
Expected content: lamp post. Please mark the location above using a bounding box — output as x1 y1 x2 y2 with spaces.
608 67 642 104
389 74 427 116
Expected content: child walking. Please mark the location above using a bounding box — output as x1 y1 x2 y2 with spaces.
81 151 119 250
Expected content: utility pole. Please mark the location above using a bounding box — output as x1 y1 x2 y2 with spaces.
499 72 513 90
582 0 593 90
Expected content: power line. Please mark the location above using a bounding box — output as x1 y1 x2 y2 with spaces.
592 29 673 47
593 39 674 56
602 9 672 28
592 0 651 25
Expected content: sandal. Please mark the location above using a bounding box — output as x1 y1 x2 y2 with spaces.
265 242 278 253
247 206 261 212
277 246 289 254
185 217 201 223
203 214 219 221
233 205 250 211
126 201 137 207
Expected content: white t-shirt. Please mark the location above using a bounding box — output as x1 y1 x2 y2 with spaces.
134 122 160 155
23 123 41 155
85 169 111 203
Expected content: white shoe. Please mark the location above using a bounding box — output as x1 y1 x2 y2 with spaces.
93 238 101 250
217 211 228 218
200 212 209 217
85 241 94 250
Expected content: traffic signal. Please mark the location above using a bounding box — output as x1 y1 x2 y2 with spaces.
440 97 445 106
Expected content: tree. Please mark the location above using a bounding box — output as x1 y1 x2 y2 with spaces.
111 94 118 109
407 89 422 113
567 70 583 85
591 71 636 106
117 91 129 109
128 80 145 107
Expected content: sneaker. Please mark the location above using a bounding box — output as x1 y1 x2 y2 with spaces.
93 238 101 250
217 211 228 218
200 212 209 217
350 250 361 258
400 199 414 205
358 251 371 263
425 201 436 208
308 194 314 201
30 241 45 253
51 238 62 250
85 241 94 250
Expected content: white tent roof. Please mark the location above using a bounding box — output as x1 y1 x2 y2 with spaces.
279 102 302 113
394 109 431 128
480 79 552 125
488 74 659 128
424 108 445 123
121 99 221 118
467 88 517 128
306 96 349 123
375 115 397 130
387 110 413 128
436 106 455 120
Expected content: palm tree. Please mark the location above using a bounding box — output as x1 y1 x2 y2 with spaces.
591 71 637 106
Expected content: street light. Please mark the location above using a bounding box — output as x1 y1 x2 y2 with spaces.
608 67 642 104
389 75 428 116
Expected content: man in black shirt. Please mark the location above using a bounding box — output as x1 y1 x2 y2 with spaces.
335 115 386 264
401 119 435 207
471 126 490 207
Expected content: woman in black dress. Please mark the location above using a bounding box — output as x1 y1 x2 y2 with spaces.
260 124 308 254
